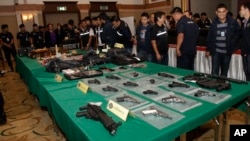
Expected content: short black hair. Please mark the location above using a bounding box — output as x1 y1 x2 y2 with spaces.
193 13 200 18
227 11 233 17
84 16 91 21
33 23 38 27
98 12 109 21
19 24 25 28
68 19 74 25
1 24 8 30
170 7 183 14
110 16 120 22
141 12 149 18
92 17 98 21
201 12 207 16
154 11 165 23
216 3 227 10
242 2 250 10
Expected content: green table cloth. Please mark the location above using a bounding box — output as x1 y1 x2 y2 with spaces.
16 56 250 141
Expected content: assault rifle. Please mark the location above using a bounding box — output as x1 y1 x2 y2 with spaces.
76 104 122 135
192 72 247 84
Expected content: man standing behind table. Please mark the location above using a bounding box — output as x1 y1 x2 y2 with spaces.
239 2 250 81
136 12 153 62
98 13 116 48
150 11 168 65
206 3 240 77
110 16 133 52
171 7 199 70
17 24 31 49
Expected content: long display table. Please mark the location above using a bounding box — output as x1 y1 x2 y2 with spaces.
16 56 250 141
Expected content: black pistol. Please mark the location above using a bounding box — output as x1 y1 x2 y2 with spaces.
87 79 101 84
168 81 190 88
123 81 139 87
102 86 119 92
158 72 175 79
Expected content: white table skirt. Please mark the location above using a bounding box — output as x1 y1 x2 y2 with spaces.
168 45 246 80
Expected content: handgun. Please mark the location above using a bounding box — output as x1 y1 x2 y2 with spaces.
158 72 175 79
168 81 190 88
131 72 139 77
123 81 139 87
194 90 216 97
87 79 101 84
142 106 172 119
162 95 186 103
106 75 121 80
149 79 155 84
116 95 140 104
143 90 158 95
102 86 118 92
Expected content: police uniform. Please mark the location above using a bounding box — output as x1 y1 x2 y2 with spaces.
97 25 105 49
101 21 116 47
0 32 17 71
79 27 93 48
17 31 31 48
114 21 132 50
30 31 44 48
150 23 168 65
241 18 250 81
176 16 199 70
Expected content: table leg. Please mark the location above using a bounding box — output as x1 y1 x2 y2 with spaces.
221 112 227 141
213 115 221 141
246 97 250 124
179 133 186 141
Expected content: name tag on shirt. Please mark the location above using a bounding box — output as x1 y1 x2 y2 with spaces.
157 31 167 36
221 31 225 37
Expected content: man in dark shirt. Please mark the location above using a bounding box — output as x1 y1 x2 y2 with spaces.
110 16 133 51
136 12 153 61
171 7 199 70
197 12 212 28
0 24 17 71
99 13 116 48
30 24 44 49
239 2 250 80
206 3 240 77
17 24 31 48
151 11 168 65
78 19 94 50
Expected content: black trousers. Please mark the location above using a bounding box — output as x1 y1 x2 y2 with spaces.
211 52 232 77
2 46 17 71
242 54 250 81
177 54 195 70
